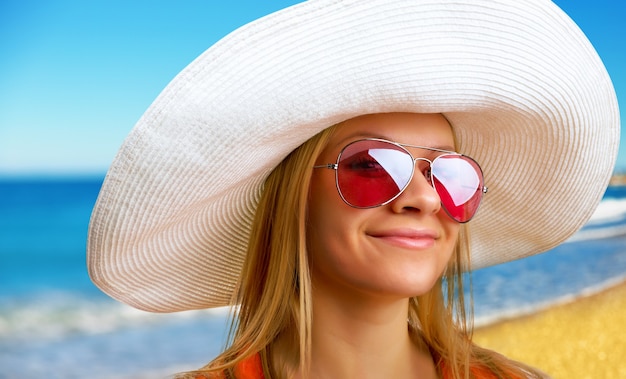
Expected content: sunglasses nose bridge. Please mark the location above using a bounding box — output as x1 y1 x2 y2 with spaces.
400 156 438 204
411 157 434 184
393 155 441 212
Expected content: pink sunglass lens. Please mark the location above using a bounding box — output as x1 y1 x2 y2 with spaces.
336 141 413 207
432 155 484 222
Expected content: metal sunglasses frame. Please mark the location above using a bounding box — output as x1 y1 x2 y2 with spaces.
313 137 488 222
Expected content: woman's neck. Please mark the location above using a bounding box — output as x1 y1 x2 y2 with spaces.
299 287 438 379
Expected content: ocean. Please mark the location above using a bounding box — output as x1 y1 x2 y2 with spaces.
1 178 625 379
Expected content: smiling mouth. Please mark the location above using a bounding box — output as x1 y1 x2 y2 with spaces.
368 230 438 250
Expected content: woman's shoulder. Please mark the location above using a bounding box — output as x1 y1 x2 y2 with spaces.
233 353 265 379
440 361 525 379
186 354 265 379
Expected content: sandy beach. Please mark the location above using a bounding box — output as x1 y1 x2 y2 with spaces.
473 279 626 378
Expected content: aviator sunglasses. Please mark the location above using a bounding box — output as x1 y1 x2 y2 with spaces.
314 138 488 223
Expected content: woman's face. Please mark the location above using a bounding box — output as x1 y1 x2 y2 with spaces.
307 113 460 301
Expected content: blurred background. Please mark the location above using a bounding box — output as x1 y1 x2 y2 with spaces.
1 1 625 378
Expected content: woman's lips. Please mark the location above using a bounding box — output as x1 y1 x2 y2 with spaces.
368 229 438 250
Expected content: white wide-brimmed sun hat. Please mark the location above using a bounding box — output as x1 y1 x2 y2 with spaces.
87 0 619 313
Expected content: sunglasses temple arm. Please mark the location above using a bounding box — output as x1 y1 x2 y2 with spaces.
313 163 338 170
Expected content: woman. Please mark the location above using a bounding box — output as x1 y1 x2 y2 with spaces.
87 1 619 378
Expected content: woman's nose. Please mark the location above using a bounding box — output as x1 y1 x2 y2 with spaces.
390 160 441 215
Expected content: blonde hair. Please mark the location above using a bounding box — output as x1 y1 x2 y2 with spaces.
182 123 546 379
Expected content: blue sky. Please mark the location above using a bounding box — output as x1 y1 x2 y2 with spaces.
1 1 624 176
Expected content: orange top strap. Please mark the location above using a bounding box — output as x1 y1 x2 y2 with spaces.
233 353 265 379
193 354 265 379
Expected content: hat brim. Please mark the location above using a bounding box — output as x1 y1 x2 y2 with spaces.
87 0 619 312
